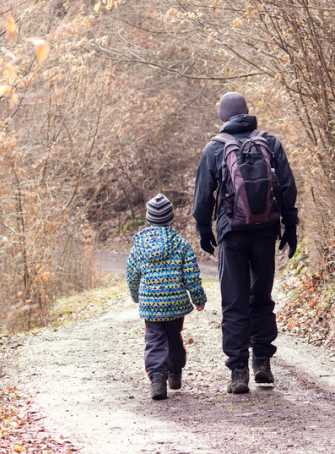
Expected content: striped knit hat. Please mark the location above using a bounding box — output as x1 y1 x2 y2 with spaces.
146 194 174 226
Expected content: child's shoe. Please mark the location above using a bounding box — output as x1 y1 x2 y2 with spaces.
168 371 182 390
151 373 167 400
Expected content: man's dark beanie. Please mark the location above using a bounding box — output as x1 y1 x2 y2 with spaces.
146 193 174 226
219 92 249 122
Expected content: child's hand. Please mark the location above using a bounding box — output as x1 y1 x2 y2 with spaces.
196 304 205 312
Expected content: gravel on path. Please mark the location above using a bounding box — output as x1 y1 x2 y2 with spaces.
3 253 335 453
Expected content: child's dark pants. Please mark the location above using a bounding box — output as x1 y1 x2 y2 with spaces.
144 317 186 379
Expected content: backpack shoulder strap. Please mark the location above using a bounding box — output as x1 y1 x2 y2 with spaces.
212 133 240 162
249 129 275 164
249 129 267 138
211 132 236 144
213 130 268 141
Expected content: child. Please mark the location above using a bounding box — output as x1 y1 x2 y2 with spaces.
126 193 207 400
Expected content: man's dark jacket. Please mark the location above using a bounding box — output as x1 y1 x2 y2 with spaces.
192 114 298 244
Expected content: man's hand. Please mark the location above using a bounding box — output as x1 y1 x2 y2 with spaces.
279 225 297 259
196 304 205 312
200 231 217 255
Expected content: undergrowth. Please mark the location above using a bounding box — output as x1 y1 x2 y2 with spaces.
277 240 335 349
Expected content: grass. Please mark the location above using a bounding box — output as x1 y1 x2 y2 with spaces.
49 280 128 327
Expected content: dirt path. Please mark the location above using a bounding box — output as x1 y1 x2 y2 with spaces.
95 251 219 280
3 254 335 453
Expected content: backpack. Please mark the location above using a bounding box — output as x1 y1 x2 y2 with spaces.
212 129 281 230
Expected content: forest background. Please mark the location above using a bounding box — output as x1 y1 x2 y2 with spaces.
1 0 335 347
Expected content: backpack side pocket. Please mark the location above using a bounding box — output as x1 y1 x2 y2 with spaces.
222 193 235 218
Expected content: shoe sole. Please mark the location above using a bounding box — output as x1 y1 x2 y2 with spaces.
254 371 274 384
168 381 181 390
227 383 250 394
152 393 167 400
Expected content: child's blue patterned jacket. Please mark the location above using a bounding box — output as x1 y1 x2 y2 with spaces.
126 226 207 321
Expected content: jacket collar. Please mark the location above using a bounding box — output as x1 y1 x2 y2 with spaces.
220 114 257 134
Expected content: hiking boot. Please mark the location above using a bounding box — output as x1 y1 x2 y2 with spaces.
168 371 182 390
151 373 167 400
252 354 274 384
227 364 250 394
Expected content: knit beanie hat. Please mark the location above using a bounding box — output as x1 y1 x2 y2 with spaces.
146 193 174 226
219 92 249 122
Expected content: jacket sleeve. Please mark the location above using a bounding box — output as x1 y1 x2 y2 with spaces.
126 247 141 303
192 143 219 234
266 134 299 227
182 243 207 307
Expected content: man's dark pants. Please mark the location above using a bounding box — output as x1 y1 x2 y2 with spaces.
218 231 277 370
144 317 186 379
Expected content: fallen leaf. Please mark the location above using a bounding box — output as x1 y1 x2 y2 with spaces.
11 343 23 349
0 85 11 98
35 41 50 63
10 91 19 108
94 2 101 13
4 63 17 78
6 16 16 39
26 38 50 63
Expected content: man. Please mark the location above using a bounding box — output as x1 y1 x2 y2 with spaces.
193 92 298 394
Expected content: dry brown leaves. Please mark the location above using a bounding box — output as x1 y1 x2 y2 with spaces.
277 266 335 349
0 387 78 454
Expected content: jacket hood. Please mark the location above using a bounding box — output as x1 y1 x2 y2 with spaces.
133 226 181 262
220 114 257 135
